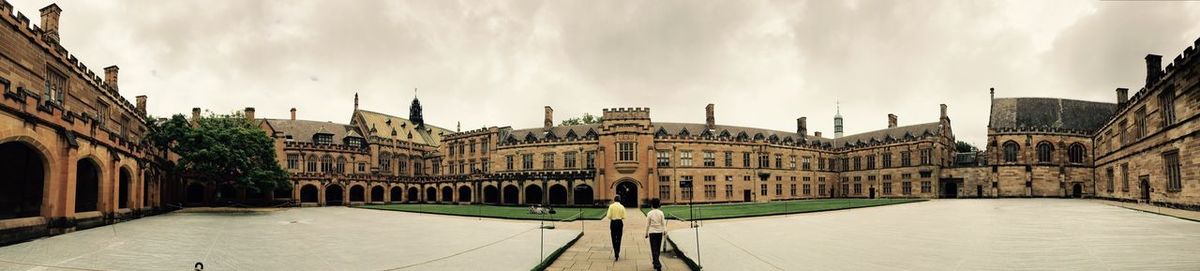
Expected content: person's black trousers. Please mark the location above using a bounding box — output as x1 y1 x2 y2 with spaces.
648 232 664 270
610 220 623 258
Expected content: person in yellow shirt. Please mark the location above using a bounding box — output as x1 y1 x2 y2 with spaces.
604 195 627 261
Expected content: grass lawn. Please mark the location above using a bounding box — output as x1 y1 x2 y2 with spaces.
642 198 925 220
357 204 608 221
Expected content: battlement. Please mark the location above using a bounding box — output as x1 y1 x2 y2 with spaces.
601 107 651 120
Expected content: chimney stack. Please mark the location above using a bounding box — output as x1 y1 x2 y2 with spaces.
705 103 715 128
244 107 255 121
940 104 948 119
797 117 807 136
135 95 146 117
290 108 297 120
191 107 201 124
814 131 822 138
104 66 119 92
887 113 897 128
544 106 553 129
1116 88 1129 106
38 4 61 44
1145 54 1163 88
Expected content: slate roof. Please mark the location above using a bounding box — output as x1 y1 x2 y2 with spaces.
833 122 942 147
354 109 451 146
504 124 601 143
988 98 1117 134
261 119 359 144
651 122 835 143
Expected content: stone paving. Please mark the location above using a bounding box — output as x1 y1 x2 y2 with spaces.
546 207 691 271
669 199 1200 270
0 207 578 271
1097 199 1200 222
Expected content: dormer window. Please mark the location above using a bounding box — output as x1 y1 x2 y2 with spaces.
345 137 363 148
313 134 333 145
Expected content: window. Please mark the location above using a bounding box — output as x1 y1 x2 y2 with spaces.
469 160 477 173
802 183 811 195
725 184 733 198
414 160 424 176
759 153 770 168
399 157 408 174
841 183 849 197
921 181 931 193
920 149 932 165
657 151 671 167
882 153 892 168
379 154 391 173
818 183 827 196
853 156 861 170
1119 120 1129 145
96 101 110 129
1121 163 1129 194
818 158 826 171
45 67 67 104
883 182 892 195
481 140 488 154
775 154 783 169
469 140 476 153
681 176 694 199
1036 142 1053 163
320 156 333 172
287 154 299 169
617 142 636 161
1164 151 1182 192
704 175 716 182
307 156 317 172
564 152 577 168
725 176 734 182
481 158 488 173
902 173 912 180
543 153 555 169
743 152 751 168
505 155 514 170
358 163 365 173
432 159 441 175
1135 107 1147 138
744 176 751 181
522 154 534 169
681 151 693 167
866 154 875 170
761 184 768 196
336 157 346 173
346 138 363 148
902 151 913 166
853 183 862 195
841 158 849 171
776 184 783 196
586 151 596 168
1160 88 1176 127
902 182 913 195
659 176 671 200
1068 144 1085 164
314 134 334 145
1003 141 1019 163
704 151 716 167
724 152 733 167
802 157 811 170
705 185 717 199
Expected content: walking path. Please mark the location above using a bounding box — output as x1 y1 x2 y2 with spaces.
546 207 691 270
1097 199 1200 222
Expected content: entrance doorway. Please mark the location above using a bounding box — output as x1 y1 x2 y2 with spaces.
868 187 876 199
615 181 638 207
940 179 959 198
1139 176 1151 201
976 185 983 198
743 190 752 202
1071 183 1083 198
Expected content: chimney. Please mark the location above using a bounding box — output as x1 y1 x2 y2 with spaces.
1116 88 1129 106
544 106 553 129
191 107 201 124
39 4 61 44
887 114 897 128
104 66 119 92
814 131 822 138
705 103 715 128
939 104 948 119
290 108 297 120
797 117 807 136
135 95 147 117
1145 54 1163 88
244 107 255 121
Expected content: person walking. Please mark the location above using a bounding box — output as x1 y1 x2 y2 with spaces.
645 198 666 270
604 195 627 261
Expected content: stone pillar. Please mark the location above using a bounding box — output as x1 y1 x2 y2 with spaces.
705 103 715 129
888 114 897 128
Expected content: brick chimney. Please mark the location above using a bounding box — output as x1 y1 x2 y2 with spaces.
705 103 715 128
797 117 807 136
1145 54 1163 88
887 113 897 128
104 66 119 92
290 108 297 120
191 107 201 123
135 95 146 117
39 4 61 44
814 131 822 138
544 106 553 129
940 104 948 119
1116 88 1129 106
244 107 255 121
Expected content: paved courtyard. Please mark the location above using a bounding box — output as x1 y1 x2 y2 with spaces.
0 207 579 271
669 199 1200 270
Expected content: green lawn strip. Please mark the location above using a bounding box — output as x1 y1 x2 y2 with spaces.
641 199 925 220
356 204 607 221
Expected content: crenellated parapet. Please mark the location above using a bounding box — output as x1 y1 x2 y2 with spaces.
602 107 651 120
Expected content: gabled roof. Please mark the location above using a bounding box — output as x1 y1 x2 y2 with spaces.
354 109 451 146
651 122 834 142
505 124 602 142
989 97 1117 134
834 122 942 146
262 119 359 144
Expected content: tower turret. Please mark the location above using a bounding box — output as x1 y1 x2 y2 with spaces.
410 88 424 128
834 101 844 138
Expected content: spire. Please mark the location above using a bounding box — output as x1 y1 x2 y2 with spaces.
354 92 359 110
410 88 424 128
457 121 461 132
834 100 844 139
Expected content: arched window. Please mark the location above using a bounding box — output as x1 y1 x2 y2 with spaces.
1036 141 1053 163
306 155 318 172
321 155 333 172
1003 141 1019 163
336 156 347 173
379 152 392 173
1068 143 1086 164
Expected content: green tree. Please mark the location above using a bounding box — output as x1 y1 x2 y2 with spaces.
560 113 602 126
146 112 290 194
955 141 978 153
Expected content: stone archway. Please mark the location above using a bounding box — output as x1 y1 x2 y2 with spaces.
350 185 366 202
502 185 519 205
458 186 472 203
425 187 437 203
118 167 132 209
0 141 46 219
407 187 419 202
1072 183 1083 198
441 186 453 203
615 180 638 207
299 184 319 203
524 184 543 205
390 187 402 203
573 184 594 206
185 182 205 204
548 184 568 205
75 158 102 212
325 184 344 205
483 185 499 204
371 186 385 202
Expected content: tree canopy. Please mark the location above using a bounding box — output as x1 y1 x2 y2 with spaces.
560 113 602 126
955 141 979 153
146 112 290 193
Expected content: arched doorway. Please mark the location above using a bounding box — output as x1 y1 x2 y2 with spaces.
371 186 385 202
0 142 45 219
75 159 101 212
118 167 132 209
483 185 499 204
615 181 638 207
325 184 344 205
217 185 238 202
407 187 419 202
503 185 519 204
524 184 543 205
425 187 437 203
868 187 876 199
390 187 402 203
458 186 472 203
185 183 205 204
1071 183 1083 198
548 184 567 205
441 187 453 203
300 185 319 203
350 185 365 202
573 184 594 206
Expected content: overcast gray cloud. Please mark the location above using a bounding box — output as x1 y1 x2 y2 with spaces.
8 0 1200 147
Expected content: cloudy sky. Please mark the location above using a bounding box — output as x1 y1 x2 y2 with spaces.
9 0 1200 147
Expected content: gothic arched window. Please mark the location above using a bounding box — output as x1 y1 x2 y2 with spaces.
1068 143 1086 164
1003 141 1019 163
1036 141 1053 163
